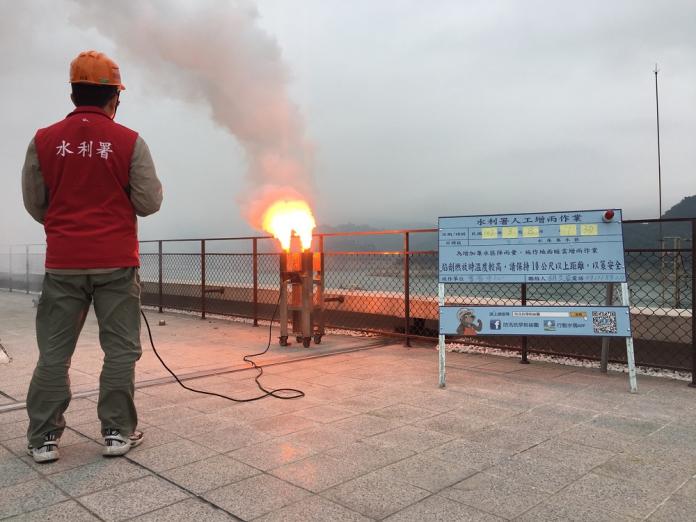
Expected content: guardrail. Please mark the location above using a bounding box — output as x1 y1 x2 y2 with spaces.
1 218 693 379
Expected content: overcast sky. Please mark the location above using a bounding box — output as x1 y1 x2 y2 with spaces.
2 0 695 246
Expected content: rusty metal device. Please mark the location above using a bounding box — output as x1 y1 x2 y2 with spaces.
279 249 325 348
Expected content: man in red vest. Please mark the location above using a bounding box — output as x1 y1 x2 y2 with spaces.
21 50 162 463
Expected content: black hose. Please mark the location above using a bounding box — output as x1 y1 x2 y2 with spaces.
140 294 304 402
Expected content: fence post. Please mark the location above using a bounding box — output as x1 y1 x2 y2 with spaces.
252 237 258 327
201 239 206 320
158 240 163 313
691 219 695 388
403 231 411 347
318 234 326 337
8 246 12 292
600 282 615 373
520 283 529 363
25 245 30 294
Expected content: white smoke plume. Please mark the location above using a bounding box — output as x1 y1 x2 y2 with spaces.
70 0 314 230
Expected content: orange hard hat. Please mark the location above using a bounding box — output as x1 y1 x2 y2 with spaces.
69 50 125 90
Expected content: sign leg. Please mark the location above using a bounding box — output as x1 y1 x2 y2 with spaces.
625 337 638 394
439 334 446 388
621 282 638 393
438 283 446 388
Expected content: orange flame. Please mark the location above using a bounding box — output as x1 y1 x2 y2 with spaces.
261 200 316 251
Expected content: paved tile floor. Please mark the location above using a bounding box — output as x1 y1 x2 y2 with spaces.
1 291 695 520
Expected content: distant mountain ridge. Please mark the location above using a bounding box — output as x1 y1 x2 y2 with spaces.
663 195 696 219
622 196 695 249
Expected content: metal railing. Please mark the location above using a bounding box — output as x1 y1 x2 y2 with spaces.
0 244 46 294
1 218 694 381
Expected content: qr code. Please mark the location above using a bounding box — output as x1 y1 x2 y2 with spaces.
592 311 617 334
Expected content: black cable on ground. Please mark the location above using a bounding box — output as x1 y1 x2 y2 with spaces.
140 293 304 402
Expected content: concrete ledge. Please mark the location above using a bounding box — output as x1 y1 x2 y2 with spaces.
141 281 692 344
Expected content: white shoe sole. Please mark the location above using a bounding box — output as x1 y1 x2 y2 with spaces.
102 436 143 457
27 448 59 463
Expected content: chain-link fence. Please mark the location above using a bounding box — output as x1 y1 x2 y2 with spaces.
0 244 45 293
2 218 694 376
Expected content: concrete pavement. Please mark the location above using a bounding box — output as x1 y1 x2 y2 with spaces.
1 290 695 520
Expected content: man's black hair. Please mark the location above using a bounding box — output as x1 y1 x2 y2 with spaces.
71 83 119 108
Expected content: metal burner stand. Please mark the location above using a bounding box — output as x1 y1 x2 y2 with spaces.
279 250 325 347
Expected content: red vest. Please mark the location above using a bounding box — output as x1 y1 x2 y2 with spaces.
35 107 140 269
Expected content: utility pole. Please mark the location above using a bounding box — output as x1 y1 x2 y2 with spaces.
654 64 662 221
653 64 663 248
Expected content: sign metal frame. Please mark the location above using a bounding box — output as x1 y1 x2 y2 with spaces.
438 209 627 284
437 209 638 393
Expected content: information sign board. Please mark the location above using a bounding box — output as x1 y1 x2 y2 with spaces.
439 305 631 337
439 209 626 283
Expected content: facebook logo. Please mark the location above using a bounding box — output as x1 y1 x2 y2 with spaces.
490 320 502 330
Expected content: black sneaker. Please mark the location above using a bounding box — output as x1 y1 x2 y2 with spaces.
27 432 60 463
103 428 144 457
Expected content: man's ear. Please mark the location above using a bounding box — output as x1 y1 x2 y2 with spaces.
105 92 120 119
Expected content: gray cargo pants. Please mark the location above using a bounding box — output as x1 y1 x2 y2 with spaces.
26 268 142 449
